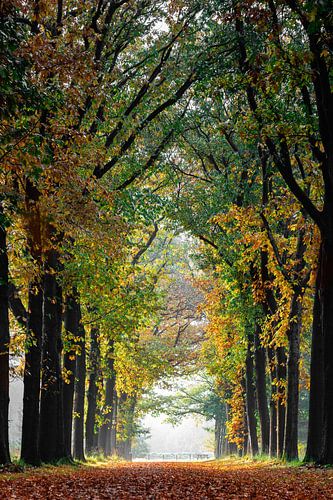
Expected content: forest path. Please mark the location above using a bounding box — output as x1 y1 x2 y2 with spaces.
1 460 333 499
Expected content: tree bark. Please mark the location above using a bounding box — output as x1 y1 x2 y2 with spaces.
214 402 225 459
98 405 107 453
116 394 136 461
245 337 259 456
0 203 10 465
214 417 223 459
254 324 270 454
99 340 115 456
110 394 118 455
20 177 43 465
63 292 79 459
20 282 43 465
85 325 100 455
268 348 277 457
73 304 86 462
276 346 287 458
319 236 333 464
39 246 64 462
305 261 324 462
284 292 302 461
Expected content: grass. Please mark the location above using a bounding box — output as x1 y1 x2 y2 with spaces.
214 454 304 469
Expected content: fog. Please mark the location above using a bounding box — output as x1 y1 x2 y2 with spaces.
143 414 213 454
9 378 23 454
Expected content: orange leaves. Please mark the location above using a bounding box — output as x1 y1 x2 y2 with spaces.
2 461 333 499
226 377 247 448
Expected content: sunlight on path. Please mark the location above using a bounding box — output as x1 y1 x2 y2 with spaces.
1 461 333 499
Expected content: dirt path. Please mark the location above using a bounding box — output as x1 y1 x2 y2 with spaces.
1 461 333 499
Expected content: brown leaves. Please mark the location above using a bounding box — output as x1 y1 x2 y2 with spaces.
1 461 333 499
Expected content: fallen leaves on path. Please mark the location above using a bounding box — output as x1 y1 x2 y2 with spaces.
1 460 333 499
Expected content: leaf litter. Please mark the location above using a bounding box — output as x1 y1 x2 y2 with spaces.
1 460 333 499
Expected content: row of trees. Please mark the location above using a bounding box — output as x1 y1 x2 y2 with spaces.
164 0 332 463
0 0 213 465
1 0 332 466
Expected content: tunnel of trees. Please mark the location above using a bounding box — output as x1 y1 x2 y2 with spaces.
0 0 332 466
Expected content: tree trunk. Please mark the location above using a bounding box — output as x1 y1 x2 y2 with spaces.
110 394 118 455
92 377 103 451
103 378 116 456
254 324 270 454
39 247 64 462
85 325 100 455
63 292 79 459
268 348 277 457
276 346 287 458
214 402 225 459
116 393 136 461
0 204 10 465
98 407 107 453
21 177 43 465
305 261 324 462
21 283 43 465
319 236 333 464
73 304 86 462
284 292 302 461
93 405 101 450
99 340 116 456
214 416 223 459
105 423 112 456
245 338 259 456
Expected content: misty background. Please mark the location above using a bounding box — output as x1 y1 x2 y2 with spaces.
9 379 213 458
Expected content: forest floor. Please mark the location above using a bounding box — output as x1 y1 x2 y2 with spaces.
1 459 333 499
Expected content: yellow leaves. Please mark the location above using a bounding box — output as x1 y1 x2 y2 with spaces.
251 278 267 305
62 367 73 384
212 205 258 233
226 377 246 449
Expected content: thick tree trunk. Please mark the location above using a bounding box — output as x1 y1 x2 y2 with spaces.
0 205 10 465
319 236 333 464
63 292 79 459
39 247 64 463
73 305 86 462
56 279 65 460
21 283 43 465
245 338 259 456
21 177 43 465
254 325 270 454
284 293 302 461
85 325 100 455
305 262 324 462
